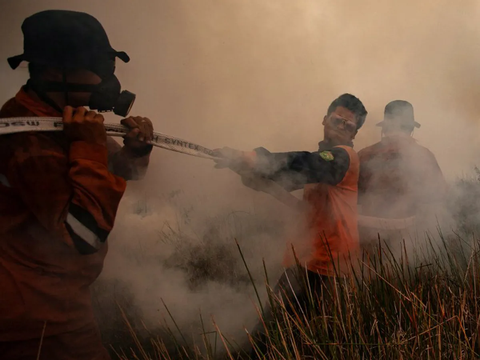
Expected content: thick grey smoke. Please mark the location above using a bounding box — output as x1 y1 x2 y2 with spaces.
2 0 480 354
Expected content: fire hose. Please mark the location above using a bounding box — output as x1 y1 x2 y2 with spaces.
0 117 417 229
0 117 217 160
0 116 305 209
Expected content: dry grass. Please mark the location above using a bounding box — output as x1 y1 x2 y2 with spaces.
92 177 480 359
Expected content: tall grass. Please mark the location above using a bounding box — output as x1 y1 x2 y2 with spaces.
98 232 480 359
93 179 480 359
252 237 480 359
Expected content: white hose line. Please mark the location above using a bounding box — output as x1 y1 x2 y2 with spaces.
0 117 217 159
1 117 417 229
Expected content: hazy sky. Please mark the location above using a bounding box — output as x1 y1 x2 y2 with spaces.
2 0 480 190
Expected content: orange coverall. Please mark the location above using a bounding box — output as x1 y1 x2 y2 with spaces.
0 88 126 359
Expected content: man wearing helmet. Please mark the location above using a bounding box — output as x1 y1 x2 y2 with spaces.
0 10 154 359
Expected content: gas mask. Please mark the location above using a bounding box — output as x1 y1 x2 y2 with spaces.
85 75 136 117
28 61 136 117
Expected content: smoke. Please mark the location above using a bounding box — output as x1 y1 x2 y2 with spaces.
2 0 480 355
96 193 290 349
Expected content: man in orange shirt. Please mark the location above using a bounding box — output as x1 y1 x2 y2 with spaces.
0 10 154 360
214 93 367 355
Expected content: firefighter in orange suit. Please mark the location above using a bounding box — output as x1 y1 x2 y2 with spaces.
0 10 154 360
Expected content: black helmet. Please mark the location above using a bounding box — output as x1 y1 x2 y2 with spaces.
8 10 130 71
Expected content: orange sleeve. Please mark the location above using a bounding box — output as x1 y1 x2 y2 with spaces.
5 133 126 253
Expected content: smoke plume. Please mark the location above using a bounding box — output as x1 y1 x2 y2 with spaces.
2 0 480 355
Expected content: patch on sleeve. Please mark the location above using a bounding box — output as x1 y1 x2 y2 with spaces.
319 150 334 161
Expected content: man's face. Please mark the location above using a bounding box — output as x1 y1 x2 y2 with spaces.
322 106 358 145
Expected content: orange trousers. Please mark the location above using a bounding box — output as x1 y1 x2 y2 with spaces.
0 322 110 360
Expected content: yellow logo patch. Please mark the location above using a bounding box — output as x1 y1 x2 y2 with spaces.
319 151 334 161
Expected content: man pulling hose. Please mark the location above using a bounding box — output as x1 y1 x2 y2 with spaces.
0 10 154 360
214 94 368 357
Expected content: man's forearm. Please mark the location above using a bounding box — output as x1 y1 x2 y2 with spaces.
107 137 151 181
252 147 350 188
110 146 151 181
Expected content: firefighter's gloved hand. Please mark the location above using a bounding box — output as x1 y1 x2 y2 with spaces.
121 116 154 154
63 106 107 147
212 147 243 168
212 147 256 173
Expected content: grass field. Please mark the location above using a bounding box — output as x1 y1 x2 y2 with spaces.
92 175 480 359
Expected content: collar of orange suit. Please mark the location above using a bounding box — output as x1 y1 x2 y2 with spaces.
15 86 61 117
